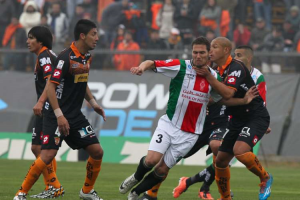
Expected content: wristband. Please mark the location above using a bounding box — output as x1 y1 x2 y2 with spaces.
89 99 98 108
54 108 63 118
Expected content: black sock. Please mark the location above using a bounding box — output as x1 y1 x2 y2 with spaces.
134 156 153 181
132 171 165 195
200 164 215 192
186 167 208 188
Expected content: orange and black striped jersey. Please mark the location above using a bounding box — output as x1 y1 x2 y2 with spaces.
46 42 92 119
34 47 56 100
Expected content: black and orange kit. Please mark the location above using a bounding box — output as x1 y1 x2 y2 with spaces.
217 56 270 153
42 42 99 150
32 47 56 145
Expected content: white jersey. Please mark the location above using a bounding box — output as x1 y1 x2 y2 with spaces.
154 59 222 134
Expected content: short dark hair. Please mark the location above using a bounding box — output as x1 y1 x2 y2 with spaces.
192 36 210 52
236 45 253 52
74 19 97 40
28 26 53 49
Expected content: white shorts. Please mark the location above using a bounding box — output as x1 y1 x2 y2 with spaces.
149 115 199 168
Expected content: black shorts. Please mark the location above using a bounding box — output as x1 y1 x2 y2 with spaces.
219 115 270 154
32 115 43 145
184 124 228 158
41 114 99 150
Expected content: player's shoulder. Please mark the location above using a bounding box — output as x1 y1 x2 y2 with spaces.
57 47 72 60
251 67 264 77
228 59 248 76
230 59 247 70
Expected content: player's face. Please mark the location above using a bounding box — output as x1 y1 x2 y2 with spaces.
234 49 248 66
192 44 209 67
26 34 42 54
209 40 225 62
84 28 99 50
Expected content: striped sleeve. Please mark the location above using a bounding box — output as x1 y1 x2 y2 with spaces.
256 74 267 105
154 59 181 78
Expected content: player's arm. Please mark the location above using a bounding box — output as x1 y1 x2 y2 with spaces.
130 60 155 76
85 85 106 121
218 86 259 106
193 66 234 100
47 58 70 135
47 81 70 135
33 78 50 116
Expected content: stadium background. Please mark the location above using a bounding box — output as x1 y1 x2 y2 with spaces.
1 1 300 199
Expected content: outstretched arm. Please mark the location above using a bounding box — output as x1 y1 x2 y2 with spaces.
130 60 155 76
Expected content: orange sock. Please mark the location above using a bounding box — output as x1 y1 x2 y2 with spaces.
42 158 61 189
236 152 269 181
146 182 162 198
82 157 102 193
215 166 231 200
52 158 57 172
16 157 46 195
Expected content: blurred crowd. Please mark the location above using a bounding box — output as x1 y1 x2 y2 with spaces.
1 0 300 73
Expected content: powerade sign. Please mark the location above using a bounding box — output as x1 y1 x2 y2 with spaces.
88 81 169 138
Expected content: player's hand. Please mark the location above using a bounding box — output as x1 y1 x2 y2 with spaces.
130 67 144 76
193 66 210 77
265 127 271 134
57 116 70 136
243 86 259 104
33 101 43 117
94 105 106 121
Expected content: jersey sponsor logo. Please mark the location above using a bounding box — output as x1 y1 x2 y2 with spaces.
228 70 241 77
187 73 195 79
57 60 64 69
53 69 62 79
43 64 52 73
187 64 192 70
74 73 89 83
227 76 236 85
56 80 64 99
239 127 251 137
253 135 258 145
240 83 249 91
40 57 51 66
43 135 49 144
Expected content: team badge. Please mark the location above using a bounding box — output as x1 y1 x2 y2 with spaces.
55 137 60 145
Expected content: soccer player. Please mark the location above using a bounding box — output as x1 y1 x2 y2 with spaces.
14 19 106 200
193 37 273 200
172 45 270 199
26 26 63 198
118 37 258 200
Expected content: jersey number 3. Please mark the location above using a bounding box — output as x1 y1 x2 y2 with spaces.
156 134 163 143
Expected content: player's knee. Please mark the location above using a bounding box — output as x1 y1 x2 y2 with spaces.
40 152 56 165
209 140 221 155
90 148 103 160
154 164 169 176
215 156 228 168
144 157 158 168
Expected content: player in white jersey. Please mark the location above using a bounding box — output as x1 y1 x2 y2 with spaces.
119 37 259 200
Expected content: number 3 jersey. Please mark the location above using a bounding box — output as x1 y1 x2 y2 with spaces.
45 42 92 119
154 59 222 135
34 47 56 100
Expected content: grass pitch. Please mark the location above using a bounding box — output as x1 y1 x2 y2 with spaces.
1 160 300 200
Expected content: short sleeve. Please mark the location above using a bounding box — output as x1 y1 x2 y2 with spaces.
224 64 246 91
154 59 181 78
38 55 54 79
50 56 69 85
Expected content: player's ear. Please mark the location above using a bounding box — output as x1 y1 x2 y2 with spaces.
80 33 86 40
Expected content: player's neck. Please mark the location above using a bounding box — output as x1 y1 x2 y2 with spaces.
74 41 88 55
215 55 230 67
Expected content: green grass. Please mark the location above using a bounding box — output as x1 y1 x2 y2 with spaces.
1 160 300 200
